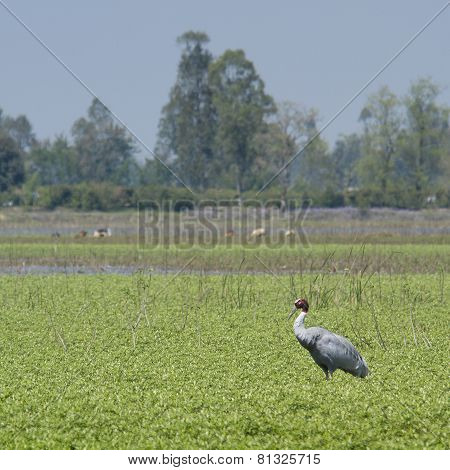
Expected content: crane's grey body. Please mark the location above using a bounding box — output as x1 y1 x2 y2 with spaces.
293 312 369 380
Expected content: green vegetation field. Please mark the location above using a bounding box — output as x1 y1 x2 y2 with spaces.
0 271 448 449
0 242 449 274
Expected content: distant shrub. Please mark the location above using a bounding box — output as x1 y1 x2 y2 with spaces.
38 185 73 209
8 182 449 211
315 188 345 208
435 188 450 208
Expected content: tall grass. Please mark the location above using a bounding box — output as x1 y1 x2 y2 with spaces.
0 242 448 274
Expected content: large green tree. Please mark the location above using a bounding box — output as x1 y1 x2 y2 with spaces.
155 31 216 189
0 109 35 152
254 101 314 208
331 133 362 189
72 98 138 185
27 136 79 185
0 131 24 192
0 109 29 193
209 49 274 197
400 78 449 194
357 86 401 194
293 110 334 193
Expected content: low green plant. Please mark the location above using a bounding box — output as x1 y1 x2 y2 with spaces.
0 272 447 449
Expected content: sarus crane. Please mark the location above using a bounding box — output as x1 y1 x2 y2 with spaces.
288 298 369 380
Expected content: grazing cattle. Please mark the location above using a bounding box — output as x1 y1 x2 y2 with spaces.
285 229 296 237
51 232 61 239
75 230 88 239
93 228 111 238
225 229 235 238
250 228 266 238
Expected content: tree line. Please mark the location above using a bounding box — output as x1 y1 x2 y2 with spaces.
0 30 449 210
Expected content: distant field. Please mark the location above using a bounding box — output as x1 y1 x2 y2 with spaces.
1 207 448 274
0 207 449 244
0 272 447 449
0 243 449 274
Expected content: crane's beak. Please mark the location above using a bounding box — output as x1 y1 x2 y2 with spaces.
287 306 297 320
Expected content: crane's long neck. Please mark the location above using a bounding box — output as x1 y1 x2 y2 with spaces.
293 311 309 346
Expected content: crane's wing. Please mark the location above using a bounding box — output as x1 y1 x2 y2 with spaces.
313 330 369 377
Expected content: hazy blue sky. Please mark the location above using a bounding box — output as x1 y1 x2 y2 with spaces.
1 0 449 159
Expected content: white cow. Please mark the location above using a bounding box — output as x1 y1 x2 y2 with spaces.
250 228 266 238
93 228 112 238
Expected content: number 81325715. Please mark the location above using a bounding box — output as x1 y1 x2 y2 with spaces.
257 453 321 465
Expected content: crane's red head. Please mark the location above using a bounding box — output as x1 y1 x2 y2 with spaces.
294 298 309 312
